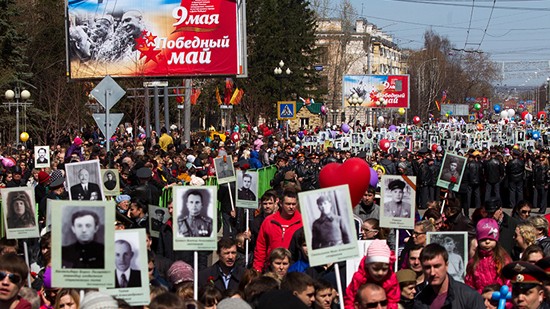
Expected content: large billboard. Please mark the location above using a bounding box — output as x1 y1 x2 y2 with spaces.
342 75 410 108
66 0 246 79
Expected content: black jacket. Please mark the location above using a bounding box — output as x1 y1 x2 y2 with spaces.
197 262 244 292
507 158 525 182
413 274 485 309
484 157 504 184
467 159 483 185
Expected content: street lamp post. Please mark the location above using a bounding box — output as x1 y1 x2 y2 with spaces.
4 87 31 145
274 60 292 139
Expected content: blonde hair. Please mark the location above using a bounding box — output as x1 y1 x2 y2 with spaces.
415 220 436 233
527 215 549 237
517 223 537 247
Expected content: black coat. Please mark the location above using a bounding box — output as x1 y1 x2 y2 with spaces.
197 262 244 292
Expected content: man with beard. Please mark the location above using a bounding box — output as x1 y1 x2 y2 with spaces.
96 10 144 62
198 238 244 292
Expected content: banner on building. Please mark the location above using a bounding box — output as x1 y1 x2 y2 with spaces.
66 0 246 79
342 75 410 109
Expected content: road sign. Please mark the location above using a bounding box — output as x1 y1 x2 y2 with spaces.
277 101 296 120
91 75 126 110
93 113 123 140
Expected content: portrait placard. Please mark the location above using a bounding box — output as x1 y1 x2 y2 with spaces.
51 200 115 288
148 205 170 238
380 175 415 230
299 185 359 267
236 170 259 209
101 229 150 305
1 187 39 239
101 169 120 196
34 146 50 169
173 186 217 251
214 156 236 184
427 231 467 283
66 160 105 201
436 153 467 192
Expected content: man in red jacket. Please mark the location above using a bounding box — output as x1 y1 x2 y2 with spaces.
253 189 303 272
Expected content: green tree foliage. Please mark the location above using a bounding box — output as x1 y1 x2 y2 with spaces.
241 0 326 122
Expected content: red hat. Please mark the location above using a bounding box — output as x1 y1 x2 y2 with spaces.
37 171 50 184
73 137 83 146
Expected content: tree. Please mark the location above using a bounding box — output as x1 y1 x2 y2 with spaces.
242 0 326 123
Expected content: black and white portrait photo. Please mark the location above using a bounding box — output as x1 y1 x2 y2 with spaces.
34 146 50 168
517 130 526 142
61 206 106 269
380 175 416 230
427 232 467 283
298 186 358 267
177 188 213 237
148 205 169 238
66 160 104 201
236 170 259 208
114 236 142 288
51 201 115 288
101 169 120 196
436 153 467 192
1 187 39 239
214 156 236 184
173 186 217 251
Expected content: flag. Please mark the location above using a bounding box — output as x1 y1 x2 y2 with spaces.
435 100 441 112
215 87 222 105
233 89 244 105
190 88 201 105
229 88 240 104
224 78 233 104
441 90 447 103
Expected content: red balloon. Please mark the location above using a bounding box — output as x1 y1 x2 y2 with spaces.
431 144 438 152
538 111 547 120
521 111 529 120
319 158 371 207
413 116 421 125
379 139 390 152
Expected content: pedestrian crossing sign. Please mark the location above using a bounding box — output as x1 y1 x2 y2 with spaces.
277 101 296 120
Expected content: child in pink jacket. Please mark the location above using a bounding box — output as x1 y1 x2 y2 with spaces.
344 239 400 309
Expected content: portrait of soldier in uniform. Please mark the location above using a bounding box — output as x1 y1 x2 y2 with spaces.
383 179 411 218
237 173 256 201
150 208 165 232
311 195 350 250
177 189 213 237
62 209 105 269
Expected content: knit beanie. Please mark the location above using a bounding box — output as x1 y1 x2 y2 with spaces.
168 261 194 285
37 171 50 184
80 292 118 309
476 218 500 242
366 239 391 264
73 137 83 146
217 298 253 309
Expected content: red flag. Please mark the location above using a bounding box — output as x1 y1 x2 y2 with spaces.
191 88 201 105
224 78 233 104
215 87 222 105
435 100 441 112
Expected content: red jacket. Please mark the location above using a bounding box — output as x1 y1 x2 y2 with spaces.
344 255 400 309
252 210 303 271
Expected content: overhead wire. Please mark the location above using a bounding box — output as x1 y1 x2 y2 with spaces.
463 0 476 50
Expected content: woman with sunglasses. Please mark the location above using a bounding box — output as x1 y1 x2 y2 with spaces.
512 200 533 222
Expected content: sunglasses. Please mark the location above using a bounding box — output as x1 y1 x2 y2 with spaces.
521 210 531 215
365 300 388 308
0 271 22 284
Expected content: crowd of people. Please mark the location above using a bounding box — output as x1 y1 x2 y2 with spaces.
2 122 550 309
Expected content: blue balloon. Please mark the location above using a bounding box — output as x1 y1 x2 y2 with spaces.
492 285 511 309
533 131 541 140
494 105 502 113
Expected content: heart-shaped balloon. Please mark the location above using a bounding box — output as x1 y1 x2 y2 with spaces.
319 158 371 207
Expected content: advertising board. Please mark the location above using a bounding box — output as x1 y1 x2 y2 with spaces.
66 0 246 79
342 75 410 108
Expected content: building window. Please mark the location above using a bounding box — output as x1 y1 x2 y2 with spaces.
300 117 310 128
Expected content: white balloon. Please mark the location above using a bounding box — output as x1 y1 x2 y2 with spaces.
525 114 533 122
326 122 331 127
501 110 509 119
508 109 516 117
378 116 385 123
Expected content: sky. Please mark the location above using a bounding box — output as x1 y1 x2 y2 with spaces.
331 0 550 87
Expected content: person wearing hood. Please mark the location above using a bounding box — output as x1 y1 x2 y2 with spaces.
249 150 263 169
